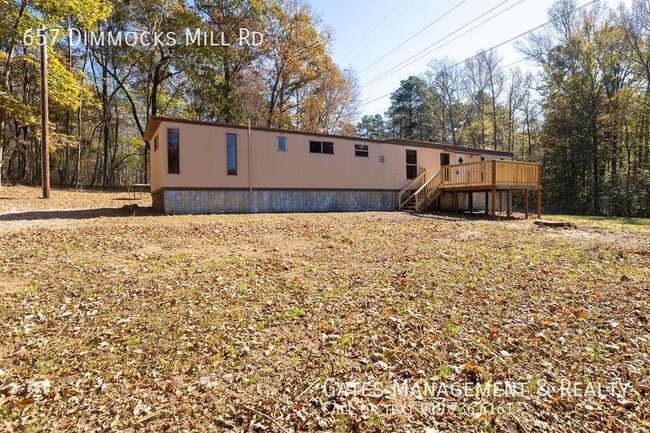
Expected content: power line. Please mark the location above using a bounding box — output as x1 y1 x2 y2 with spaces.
361 0 597 95
361 0 524 91
349 0 419 62
502 58 527 68
364 105 390 117
360 60 525 116
447 0 598 71
358 0 597 112
358 0 523 106
360 92 394 107
448 24 546 70
357 0 468 74
341 0 412 62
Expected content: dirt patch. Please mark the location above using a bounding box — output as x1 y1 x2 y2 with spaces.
0 275 28 294
0 191 155 233
0 185 151 214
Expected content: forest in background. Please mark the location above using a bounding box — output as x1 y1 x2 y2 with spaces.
360 0 650 217
0 0 359 189
0 0 649 217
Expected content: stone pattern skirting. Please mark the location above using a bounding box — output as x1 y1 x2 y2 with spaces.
158 189 398 214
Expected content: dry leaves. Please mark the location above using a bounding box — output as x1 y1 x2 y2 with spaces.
0 187 649 432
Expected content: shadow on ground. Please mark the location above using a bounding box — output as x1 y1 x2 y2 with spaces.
0 206 156 222
410 211 525 222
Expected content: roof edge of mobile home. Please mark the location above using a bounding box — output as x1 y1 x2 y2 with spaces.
144 116 514 158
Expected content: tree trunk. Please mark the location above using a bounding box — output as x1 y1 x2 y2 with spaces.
591 114 600 214
74 106 82 188
0 0 28 190
491 95 498 150
90 129 102 188
624 125 631 216
101 59 110 188
109 102 119 186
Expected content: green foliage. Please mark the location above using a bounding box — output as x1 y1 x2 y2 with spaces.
526 0 650 217
0 0 646 218
31 0 112 29
387 75 438 141
357 114 386 139
0 88 37 125
0 0 358 187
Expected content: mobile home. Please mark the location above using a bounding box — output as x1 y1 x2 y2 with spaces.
143 117 541 215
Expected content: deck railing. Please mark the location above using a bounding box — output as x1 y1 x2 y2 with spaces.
398 160 541 211
440 160 541 189
440 161 491 188
494 161 540 187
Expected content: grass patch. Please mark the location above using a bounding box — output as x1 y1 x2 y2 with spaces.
273 307 306 322
550 214 650 227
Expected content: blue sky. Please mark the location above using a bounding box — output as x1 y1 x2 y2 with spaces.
309 0 629 120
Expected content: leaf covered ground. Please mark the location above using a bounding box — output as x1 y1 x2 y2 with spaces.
0 187 649 432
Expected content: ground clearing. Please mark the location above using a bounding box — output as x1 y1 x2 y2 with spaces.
1 187 648 432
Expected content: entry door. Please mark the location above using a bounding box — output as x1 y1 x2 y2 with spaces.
406 149 418 179
441 153 450 181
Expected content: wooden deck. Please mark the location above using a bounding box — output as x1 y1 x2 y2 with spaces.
398 160 542 218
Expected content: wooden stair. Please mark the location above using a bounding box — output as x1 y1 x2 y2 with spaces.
397 160 542 216
397 171 427 212
397 169 443 213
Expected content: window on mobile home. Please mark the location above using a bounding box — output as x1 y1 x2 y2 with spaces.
227 133 237 175
355 144 369 157
323 142 334 154
278 136 287 151
309 141 334 154
154 135 159 152
406 149 417 179
167 129 179 174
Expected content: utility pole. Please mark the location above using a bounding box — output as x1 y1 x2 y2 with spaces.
40 24 50 199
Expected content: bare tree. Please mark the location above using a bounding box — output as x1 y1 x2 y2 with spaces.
463 56 489 147
427 58 464 146
478 51 505 150
505 67 527 153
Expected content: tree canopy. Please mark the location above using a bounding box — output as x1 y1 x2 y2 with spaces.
357 0 650 217
0 0 359 188
1 0 648 217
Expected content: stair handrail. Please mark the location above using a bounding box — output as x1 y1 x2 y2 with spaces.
413 169 444 213
397 169 427 209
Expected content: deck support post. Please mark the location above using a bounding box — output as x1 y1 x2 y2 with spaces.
506 189 512 218
524 190 529 219
468 192 473 214
491 188 496 217
452 191 458 213
485 191 489 214
536 189 541 219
